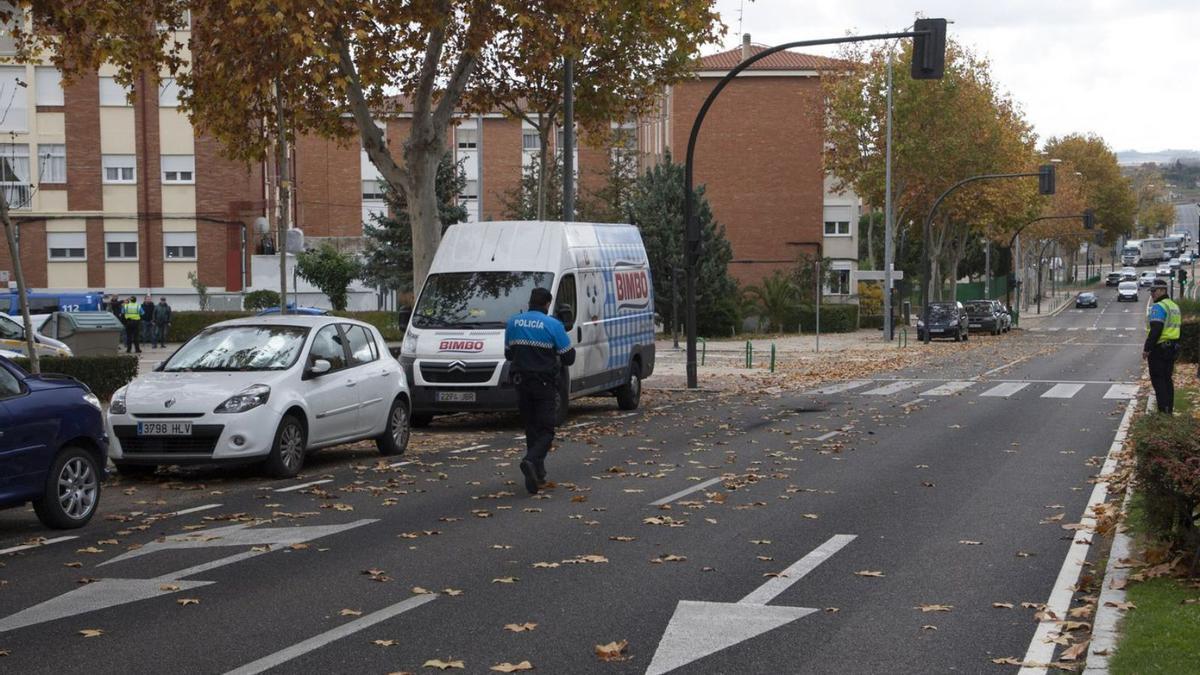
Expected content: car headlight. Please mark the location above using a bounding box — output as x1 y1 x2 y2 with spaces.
83 392 102 411
916 320 924 328
109 387 128 415
214 384 271 414
401 330 419 355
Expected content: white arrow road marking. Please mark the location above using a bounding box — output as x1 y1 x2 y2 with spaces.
0 520 376 634
224 594 438 675
645 534 856 675
168 503 222 517
449 444 489 454
275 479 332 493
0 535 77 556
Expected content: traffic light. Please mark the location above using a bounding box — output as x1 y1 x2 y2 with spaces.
1038 164 1056 195
1180 269 1188 285
911 19 948 80
1083 209 1095 230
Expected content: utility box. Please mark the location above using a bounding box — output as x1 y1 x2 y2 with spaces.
42 311 124 356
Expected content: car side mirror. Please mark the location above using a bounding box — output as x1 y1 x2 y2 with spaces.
308 359 332 376
556 305 575 328
397 306 412 331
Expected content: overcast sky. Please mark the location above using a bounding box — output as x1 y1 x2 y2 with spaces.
711 0 1199 152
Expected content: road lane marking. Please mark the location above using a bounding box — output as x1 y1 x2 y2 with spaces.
0 535 78 556
169 504 222 517
449 444 489 454
979 382 1030 397
1103 384 1139 399
860 380 921 396
812 431 841 441
274 479 332 493
1067 327 1080 331
1041 383 1085 398
1045 327 1061 332
649 476 725 506
224 594 438 675
978 353 1037 378
389 460 413 468
1017 396 1137 674
806 380 870 395
738 534 857 605
920 381 973 396
901 398 925 408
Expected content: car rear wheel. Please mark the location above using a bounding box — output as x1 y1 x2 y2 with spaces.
376 397 411 456
34 446 101 529
615 361 642 411
265 415 306 479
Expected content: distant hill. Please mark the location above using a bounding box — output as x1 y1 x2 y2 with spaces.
1117 149 1200 166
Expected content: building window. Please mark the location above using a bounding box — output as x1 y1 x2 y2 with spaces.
104 232 138 260
362 179 385 201
0 65 26 131
158 77 180 107
164 232 197 260
34 66 63 106
99 76 132 107
522 130 540 151
461 179 479 200
823 220 850 236
828 269 851 295
47 232 86 261
0 143 30 208
161 154 194 183
102 154 136 184
37 143 65 183
456 127 478 149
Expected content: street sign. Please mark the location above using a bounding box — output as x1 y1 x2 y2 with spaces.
645 534 856 674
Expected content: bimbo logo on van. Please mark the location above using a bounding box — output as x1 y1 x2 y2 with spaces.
439 339 485 353
613 264 650 311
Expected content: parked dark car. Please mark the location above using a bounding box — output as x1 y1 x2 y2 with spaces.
917 302 969 342
1105 272 1123 287
0 356 107 528
963 300 1011 335
1075 292 1099 308
255 304 330 316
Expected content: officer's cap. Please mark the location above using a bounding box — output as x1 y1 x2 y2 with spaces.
1151 278 1169 289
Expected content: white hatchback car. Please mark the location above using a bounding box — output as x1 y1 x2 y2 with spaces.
107 316 410 477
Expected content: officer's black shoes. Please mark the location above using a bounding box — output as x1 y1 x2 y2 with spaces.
520 460 539 494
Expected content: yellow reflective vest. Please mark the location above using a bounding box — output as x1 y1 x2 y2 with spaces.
1147 298 1181 342
123 301 142 321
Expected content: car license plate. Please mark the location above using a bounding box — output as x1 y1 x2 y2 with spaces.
968 323 980 328
137 421 192 436
436 391 476 403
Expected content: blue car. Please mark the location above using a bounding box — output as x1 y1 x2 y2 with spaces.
255 304 329 316
0 356 107 528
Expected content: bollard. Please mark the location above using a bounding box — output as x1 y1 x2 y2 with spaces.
745 340 753 368
899 327 908 348
770 343 776 373
700 338 707 365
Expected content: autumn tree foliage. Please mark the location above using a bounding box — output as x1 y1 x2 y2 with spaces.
1042 133 1136 244
12 0 721 293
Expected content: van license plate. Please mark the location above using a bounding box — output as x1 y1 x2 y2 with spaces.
436 391 476 403
138 422 193 436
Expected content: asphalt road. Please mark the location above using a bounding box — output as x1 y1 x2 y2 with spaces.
0 289 1148 674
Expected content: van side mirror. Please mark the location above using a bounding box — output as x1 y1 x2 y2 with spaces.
556 305 574 328
397 306 412 331
308 359 332 376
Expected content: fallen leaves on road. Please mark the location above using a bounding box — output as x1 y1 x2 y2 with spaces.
339 609 363 617
78 629 104 638
76 547 103 554
531 562 560 569
423 658 465 670
915 604 952 613
1104 600 1136 610
492 577 519 584
594 640 630 662
992 602 1014 609
504 623 537 633
854 570 884 578
63 562 82 568
958 540 983 546
176 598 200 606
750 539 771 545
373 639 396 647
442 588 463 596
159 584 180 592
651 554 687 564
489 661 533 672
608 536 636 542
412 587 433 595
1060 639 1089 661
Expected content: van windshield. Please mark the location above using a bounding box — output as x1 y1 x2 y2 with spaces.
413 272 554 329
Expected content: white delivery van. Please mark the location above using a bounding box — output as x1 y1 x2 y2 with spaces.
399 221 656 426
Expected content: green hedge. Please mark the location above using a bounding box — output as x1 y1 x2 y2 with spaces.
13 355 138 400
1129 411 1200 552
859 314 885 329
794 304 858 333
332 310 403 341
166 310 403 343
243 289 281 311
1181 319 1200 364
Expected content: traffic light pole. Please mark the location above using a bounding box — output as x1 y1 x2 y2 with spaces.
1003 214 1090 326
683 22 946 388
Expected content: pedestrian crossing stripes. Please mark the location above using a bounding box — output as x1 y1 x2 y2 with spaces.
1026 326 1132 332
802 379 1138 401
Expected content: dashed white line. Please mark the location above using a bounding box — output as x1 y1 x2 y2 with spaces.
0 535 78 556
449 444 489 454
813 431 841 441
389 461 413 469
566 421 597 430
649 476 725 506
274 479 333 493
169 503 223 517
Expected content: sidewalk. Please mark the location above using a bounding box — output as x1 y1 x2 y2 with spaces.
1014 289 1077 328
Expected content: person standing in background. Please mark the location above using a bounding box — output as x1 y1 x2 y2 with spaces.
153 297 172 349
140 294 156 347
122 295 143 354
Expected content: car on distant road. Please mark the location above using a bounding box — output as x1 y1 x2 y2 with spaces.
0 355 107 528
1169 258 1182 270
1075 292 1099 308
917 302 969 342
963 300 1010 335
1117 281 1139 302
0 313 72 358
1140 271 1158 287
1156 264 1172 277
1105 272 1124 286
255 305 330 317
106 316 410 478
1180 253 1194 264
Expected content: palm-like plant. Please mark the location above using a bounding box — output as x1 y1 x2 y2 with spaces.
743 272 799 333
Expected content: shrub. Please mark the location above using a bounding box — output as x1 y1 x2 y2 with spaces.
13 355 138 400
1129 412 1200 551
743 272 799 333
243 289 281 311
332 310 403 341
1181 319 1200 364
796 304 859 333
860 314 885 329
167 311 253 342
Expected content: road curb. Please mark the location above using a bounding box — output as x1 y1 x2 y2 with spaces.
1083 483 1135 674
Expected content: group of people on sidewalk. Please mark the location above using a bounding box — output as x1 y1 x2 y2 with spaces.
106 294 171 354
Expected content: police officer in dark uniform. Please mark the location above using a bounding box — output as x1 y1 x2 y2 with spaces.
1145 278 1181 413
505 287 575 494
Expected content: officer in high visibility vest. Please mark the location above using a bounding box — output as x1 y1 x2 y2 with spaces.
1144 278 1181 413
122 295 144 354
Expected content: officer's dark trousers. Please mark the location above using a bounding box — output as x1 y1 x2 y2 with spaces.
516 374 557 477
125 320 141 352
1148 342 1178 413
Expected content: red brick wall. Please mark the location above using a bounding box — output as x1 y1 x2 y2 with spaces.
64 72 103 287
669 76 825 284
481 118 522 220
195 133 264 289
133 72 162 288
294 133 362 238
577 128 609 213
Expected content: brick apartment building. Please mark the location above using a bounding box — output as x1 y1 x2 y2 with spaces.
0 24 860 309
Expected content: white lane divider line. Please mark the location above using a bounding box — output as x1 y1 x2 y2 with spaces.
169 504 223 517
812 431 841 442
979 382 1030 397
860 380 921 396
615 412 639 419
649 476 725 507
1103 384 1139 400
901 398 925 408
274 479 333 493
1017 396 1138 675
1041 383 1085 399
223 594 438 675
0 535 78 556
565 421 597 430
738 534 858 605
1067 327 1080 331
389 460 413 469
920 381 973 396
449 444 489 454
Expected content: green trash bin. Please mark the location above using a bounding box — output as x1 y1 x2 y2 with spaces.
42 311 124 356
